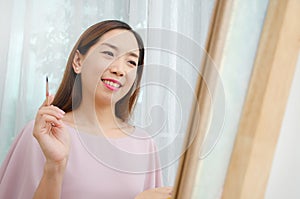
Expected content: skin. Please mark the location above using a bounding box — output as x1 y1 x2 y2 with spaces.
67 29 139 137
33 29 172 199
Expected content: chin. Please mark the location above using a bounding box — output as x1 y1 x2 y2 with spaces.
94 94 120 106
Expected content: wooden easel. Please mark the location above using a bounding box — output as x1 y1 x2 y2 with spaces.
172 0 300 198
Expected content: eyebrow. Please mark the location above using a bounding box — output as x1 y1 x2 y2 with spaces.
101 42 139 58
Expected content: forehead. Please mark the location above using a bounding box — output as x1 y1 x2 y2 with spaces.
97 29 139 54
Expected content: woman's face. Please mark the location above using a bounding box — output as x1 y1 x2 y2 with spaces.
75 29 140 106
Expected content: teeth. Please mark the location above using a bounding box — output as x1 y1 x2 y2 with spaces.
103 80 120 88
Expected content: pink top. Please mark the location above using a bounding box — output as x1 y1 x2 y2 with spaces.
0 121 163 199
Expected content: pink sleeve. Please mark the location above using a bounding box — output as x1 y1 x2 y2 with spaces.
0 121 45 199
143 139 163 190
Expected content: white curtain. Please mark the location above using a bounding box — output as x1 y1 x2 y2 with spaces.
0 0 215 187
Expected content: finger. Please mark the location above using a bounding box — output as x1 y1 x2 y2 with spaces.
38 105 65 116
161 187 172 190
154 187 173 194
38 106 65 119
39 115 63 128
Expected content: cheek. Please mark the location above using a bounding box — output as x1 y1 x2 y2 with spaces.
84 56 108 74
127 69 138 85
80 57 109 89
121 70 137 95
123 70 138 95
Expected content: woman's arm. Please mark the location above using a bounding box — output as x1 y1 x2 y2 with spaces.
33 161 66 199
32 96 70 199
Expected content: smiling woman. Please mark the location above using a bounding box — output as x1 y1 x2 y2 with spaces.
0 20 172 199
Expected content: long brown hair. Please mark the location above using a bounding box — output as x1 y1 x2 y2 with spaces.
52 20 144 121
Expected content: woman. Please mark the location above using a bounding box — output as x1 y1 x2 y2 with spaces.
0 20 172 199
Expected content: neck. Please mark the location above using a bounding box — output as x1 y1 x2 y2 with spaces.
72 97 126 130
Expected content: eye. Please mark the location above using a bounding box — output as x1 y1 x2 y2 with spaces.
128 60 137 67
102 51 114 57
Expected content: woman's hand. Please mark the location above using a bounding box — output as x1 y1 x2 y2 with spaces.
33 95 70 167
135 187 173 199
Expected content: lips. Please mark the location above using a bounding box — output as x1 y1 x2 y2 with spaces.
101 78 122 91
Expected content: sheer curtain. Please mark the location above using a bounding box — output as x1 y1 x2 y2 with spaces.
0 0 214 186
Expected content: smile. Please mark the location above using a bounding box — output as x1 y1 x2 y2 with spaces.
101 78 122 91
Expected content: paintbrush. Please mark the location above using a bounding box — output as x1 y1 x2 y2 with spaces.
46 76 49 106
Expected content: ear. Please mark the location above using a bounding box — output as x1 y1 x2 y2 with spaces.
72 50 83 74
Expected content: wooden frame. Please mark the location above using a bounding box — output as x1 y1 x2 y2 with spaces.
172 0 234 198
222 0 300 198
173 0 300 198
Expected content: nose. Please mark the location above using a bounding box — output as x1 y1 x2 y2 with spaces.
109 57 126 77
